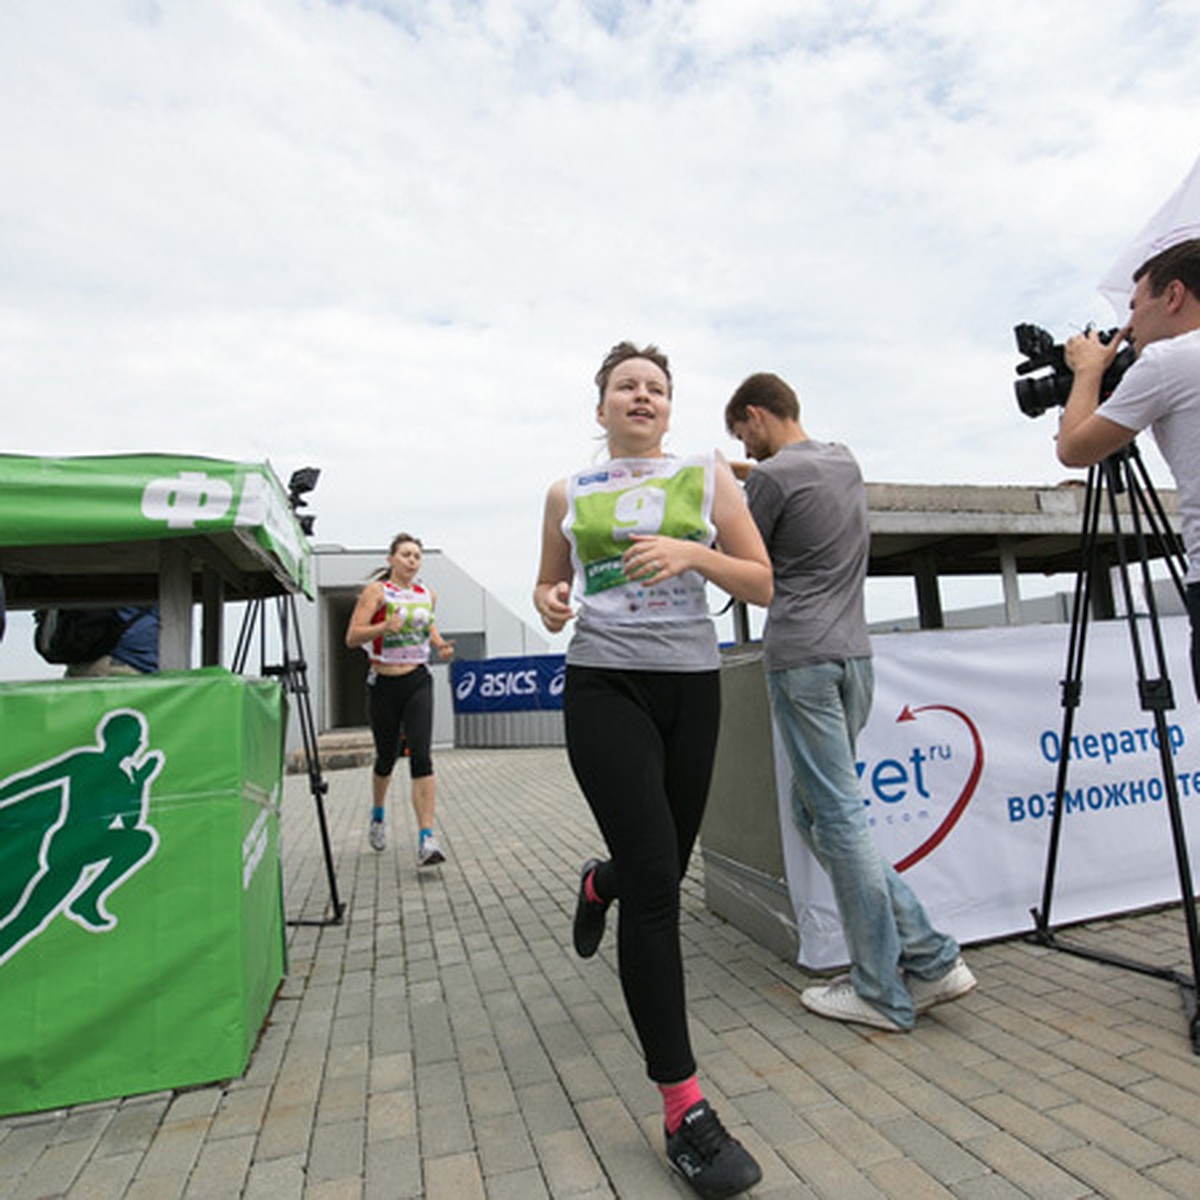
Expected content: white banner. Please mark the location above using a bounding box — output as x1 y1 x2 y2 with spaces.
780 618 1200 969
1098 151 1200 315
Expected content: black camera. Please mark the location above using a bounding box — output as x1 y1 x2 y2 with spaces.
287 466 321 537
1013 324 1135 418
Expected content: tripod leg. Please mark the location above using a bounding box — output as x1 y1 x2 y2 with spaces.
280 594 344 925
1125 443 1189 607
1033 465 1102 937
1037 445 1200 1055
249 594 345 926
1146 708 1200 1051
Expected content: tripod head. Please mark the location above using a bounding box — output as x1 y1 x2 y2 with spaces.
1099 438 1139 494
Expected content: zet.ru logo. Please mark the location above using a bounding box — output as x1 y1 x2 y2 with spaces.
857 702 984 872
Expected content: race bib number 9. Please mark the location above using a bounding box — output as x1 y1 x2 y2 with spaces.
572 467 707 596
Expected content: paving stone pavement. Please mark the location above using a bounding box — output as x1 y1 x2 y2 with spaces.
4 746 1200 1199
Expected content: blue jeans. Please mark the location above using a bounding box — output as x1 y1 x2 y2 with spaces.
768 658 959 1028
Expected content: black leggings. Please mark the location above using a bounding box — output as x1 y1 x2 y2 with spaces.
564 665 721 1084
367 667 434 779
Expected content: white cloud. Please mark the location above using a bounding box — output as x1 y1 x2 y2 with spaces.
2 0 1199 651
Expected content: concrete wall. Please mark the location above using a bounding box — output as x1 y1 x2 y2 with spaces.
700 646 798 963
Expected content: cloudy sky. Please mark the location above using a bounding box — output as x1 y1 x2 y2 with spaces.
3 0 1199 665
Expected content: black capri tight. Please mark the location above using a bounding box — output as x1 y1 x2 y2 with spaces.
564 664 721 1084
367 667 434 779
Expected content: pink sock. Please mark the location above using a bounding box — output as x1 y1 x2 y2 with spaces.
659 1076 704 1133
583 869 604 906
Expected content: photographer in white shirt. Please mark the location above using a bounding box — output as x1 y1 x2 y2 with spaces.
1058 238 1200 699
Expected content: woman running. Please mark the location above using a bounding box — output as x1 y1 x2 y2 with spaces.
534 341 771 1198
346 533 455 865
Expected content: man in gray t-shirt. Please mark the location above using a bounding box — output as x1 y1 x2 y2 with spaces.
726 373 975 1032
1059 237 1200 700
735 437 871 673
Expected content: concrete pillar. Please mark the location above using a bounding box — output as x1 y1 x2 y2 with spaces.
914 552 944 630
731 599 751 645
1000 540 1022 625
201 570 224 667
158 541 192 671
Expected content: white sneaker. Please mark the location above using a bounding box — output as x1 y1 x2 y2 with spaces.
417 835 445 867
908 956 977 1014
800 979 907 1032
369 817 386 852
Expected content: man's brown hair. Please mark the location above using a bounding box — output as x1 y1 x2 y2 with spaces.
1134 237 1200 300
725 372 800 433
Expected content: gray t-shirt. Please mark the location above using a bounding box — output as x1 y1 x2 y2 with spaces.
1098 327 1200 584
744 439 871 671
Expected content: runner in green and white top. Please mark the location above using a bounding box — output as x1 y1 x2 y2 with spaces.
563 452 720 672
345 533 455 864
534 341 771 1200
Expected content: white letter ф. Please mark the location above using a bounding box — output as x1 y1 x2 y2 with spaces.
142 472 233 530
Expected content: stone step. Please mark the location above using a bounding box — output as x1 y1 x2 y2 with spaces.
286 728 375 774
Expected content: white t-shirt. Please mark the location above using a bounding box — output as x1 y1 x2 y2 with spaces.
1099 328 1200 583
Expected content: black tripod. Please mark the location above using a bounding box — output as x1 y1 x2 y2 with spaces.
232 591 345 926
1031 440 1199 1052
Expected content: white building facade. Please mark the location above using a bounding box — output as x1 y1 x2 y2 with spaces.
296 544 550 746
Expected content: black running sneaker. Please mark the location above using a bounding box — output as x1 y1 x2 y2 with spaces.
665 1100 762 1199
572 858 610 958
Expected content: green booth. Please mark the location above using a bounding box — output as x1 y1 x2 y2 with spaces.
0 453 313 1116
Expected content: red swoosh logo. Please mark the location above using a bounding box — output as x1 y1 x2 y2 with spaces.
892 703 984 872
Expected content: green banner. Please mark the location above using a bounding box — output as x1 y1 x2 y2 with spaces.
0 668 287 1116
0 453 312 596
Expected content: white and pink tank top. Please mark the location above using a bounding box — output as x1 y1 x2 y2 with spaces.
365 580 434 667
